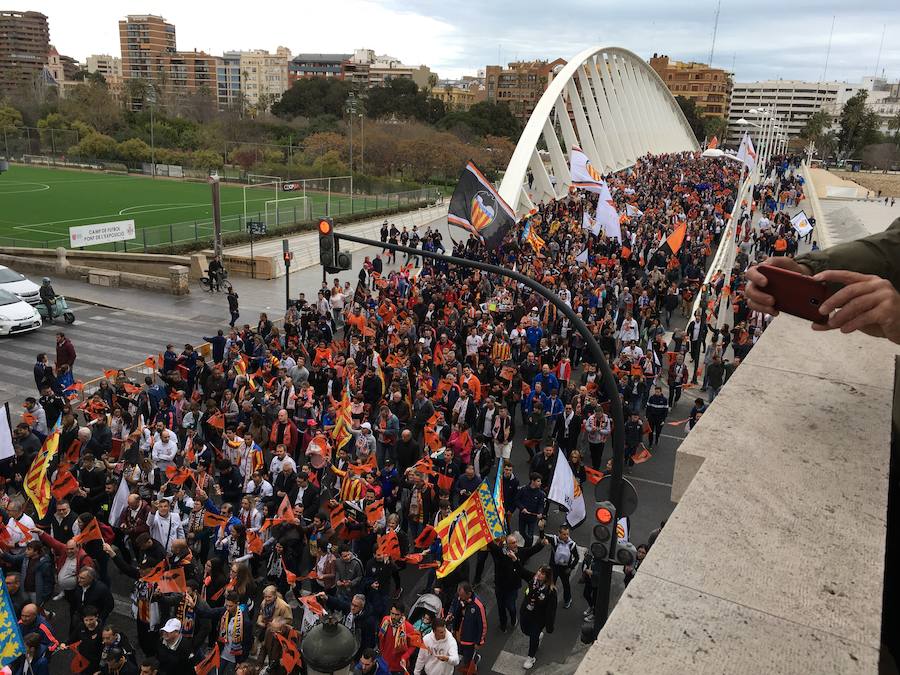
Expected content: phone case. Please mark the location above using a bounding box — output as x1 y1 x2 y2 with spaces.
757 265 832 324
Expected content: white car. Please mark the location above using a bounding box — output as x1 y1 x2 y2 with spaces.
0 289 42 336
0 265 41 305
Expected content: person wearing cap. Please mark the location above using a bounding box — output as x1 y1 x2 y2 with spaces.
354 422 377 462
156 618 195 674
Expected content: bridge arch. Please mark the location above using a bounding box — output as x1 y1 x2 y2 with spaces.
498 46 699 214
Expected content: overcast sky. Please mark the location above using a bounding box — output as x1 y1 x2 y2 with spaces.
27 0 900 83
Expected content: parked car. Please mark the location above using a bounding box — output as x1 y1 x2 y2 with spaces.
0 265 41 305
0 289 42 336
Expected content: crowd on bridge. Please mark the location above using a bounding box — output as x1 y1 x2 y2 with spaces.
5 150 809 675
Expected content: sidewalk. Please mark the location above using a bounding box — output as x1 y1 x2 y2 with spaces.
225 204 448 276
53 211 455 321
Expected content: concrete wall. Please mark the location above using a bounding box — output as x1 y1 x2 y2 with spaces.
578 315 897 674
0 247 194 278
0 249 189 295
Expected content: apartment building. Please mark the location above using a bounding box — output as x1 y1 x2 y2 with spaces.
0 10 50 93
484 59 566 123
649 54 732 118
238 47 291 111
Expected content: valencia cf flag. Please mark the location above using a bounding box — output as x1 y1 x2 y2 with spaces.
659 222 687 257
448 161 517 249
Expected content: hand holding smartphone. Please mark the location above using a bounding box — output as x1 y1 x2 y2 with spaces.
756 264 834 324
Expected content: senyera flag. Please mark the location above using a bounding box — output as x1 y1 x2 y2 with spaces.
448 161 517 250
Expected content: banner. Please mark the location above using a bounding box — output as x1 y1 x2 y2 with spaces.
736 133 757 172
69 219 136 248
447 161 517 249
790 210 813 236
435 480 504 578
0 576 25 665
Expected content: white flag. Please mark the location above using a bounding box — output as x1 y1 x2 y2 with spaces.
109 471 131 528
617 517 629 543
569 146 606 194
790 210 813 236
736 133 757 172
575 247 589 265
625 204 643 218
548 453 586 527
581 210 601 237
0 402 14 462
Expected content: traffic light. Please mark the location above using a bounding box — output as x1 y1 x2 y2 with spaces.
591 501 617 562
615 540 638 566
318 218 352 273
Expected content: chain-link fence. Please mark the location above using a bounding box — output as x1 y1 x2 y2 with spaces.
0 186 442 252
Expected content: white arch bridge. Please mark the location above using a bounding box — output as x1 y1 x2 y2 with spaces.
497 46 699 215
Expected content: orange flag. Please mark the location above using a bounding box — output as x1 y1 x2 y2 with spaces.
246 529 264 555
424 426 442 451
144 356 157 369
407 627 427 650
299 594 325 616
64 381 84 393
165 465 193 486
365 499 385 526
194 643 220 675
156 567 187 594
74 518 102 545
435 473 453 492
281 556 299 585
260 516 285 532
401 553 424 564
377 531 401 560
103 368 119 380
632 446 652 464
207 412 225 430
277 495 298 524
203 511 229 528
414 525 437 549
123 383 141 395
329 502 346 530
274 630 303 673
51 469 79 500
67 640 89 672
348 453 377 475
584 466 605 485
140 560 168 583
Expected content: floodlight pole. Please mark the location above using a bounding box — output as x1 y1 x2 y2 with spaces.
209 175 222 256
333 231 627 631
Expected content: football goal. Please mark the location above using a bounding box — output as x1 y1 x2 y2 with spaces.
264 196 310 228
22 154 51 166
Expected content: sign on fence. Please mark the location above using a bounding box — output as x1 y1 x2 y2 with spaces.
69 220 136 247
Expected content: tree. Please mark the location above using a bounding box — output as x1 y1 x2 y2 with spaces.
117 138 151 162
437 101 522 141
271 77 354 119
888 110 900 147
837 91 881 157
192 149 224 170
70 132 118 159
798 109 832 156
312 149 348 176
0 105 24 129
303 132 346 162
675 96 704 144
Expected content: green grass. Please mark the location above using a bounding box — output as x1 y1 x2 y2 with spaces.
0 164 405 249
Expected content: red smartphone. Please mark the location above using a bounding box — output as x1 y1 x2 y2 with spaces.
757 264 833 324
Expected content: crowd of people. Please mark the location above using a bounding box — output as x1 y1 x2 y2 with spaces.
6 151 809 675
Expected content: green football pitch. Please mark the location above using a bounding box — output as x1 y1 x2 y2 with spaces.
0 164 377 249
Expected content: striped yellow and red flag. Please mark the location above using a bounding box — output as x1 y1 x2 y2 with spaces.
24 417 61 519
435 480 505 578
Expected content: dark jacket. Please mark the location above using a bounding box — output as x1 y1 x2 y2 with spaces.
488 540 545 591
155 637 197 675
447 594 487 646
519 578 557 633
73 579 116 623
2 552 55 606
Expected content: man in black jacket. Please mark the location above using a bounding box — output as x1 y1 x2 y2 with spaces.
624 412 645 465
488 533 546 631
685 309 708 384
156 618 196 675
73 568 115 628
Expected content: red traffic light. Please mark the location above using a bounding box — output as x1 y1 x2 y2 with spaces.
595 507 613 525
318 219 333 235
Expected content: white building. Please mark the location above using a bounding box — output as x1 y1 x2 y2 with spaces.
726 80 840 147
217 51 242 109
827 77 900 135
350 48 434 89
236 46 290 111
85 54 122 79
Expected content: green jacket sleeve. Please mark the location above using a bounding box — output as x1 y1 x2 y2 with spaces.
795 217 900 292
